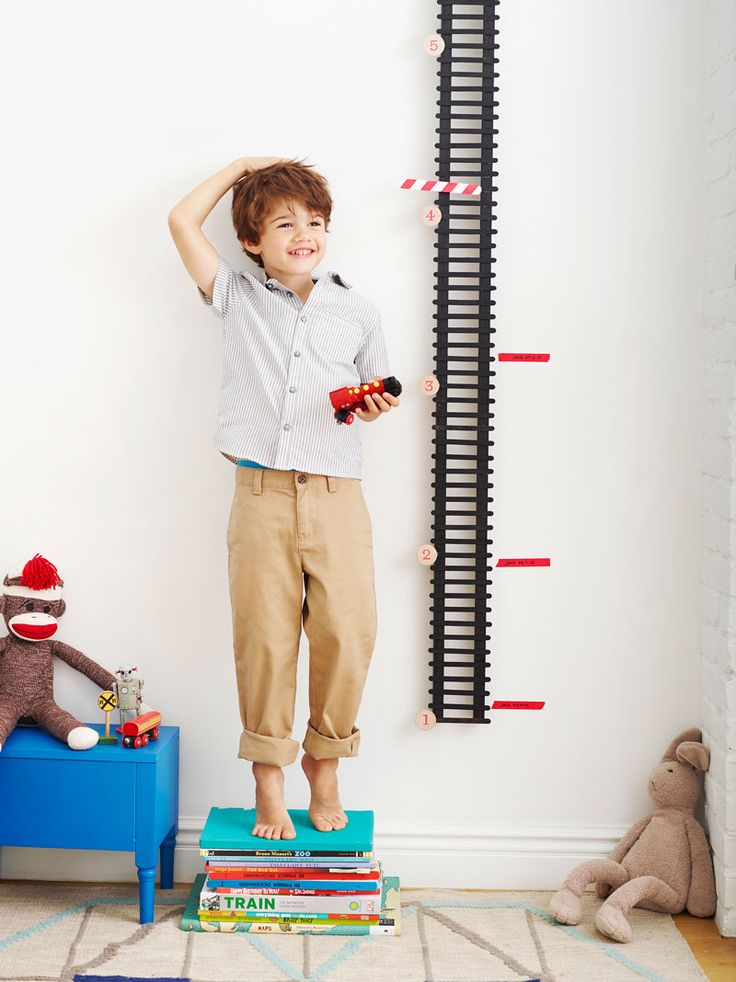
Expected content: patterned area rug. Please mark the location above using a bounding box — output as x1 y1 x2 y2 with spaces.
0 880 707 982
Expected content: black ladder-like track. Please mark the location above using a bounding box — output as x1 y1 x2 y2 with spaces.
429 1 499 724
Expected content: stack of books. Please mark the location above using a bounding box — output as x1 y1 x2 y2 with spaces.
180 806 401 935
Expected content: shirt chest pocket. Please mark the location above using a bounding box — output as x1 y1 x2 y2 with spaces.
309 319 364 366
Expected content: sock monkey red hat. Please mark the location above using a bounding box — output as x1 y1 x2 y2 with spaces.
0 554 117 752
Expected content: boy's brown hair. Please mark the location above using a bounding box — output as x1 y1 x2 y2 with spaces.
231 158 333 269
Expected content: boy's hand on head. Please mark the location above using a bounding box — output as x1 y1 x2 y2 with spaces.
355 377 400 422
241 156 288 173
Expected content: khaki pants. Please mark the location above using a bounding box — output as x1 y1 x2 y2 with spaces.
226 466 377 766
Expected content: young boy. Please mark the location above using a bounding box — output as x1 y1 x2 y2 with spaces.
167 157 399 840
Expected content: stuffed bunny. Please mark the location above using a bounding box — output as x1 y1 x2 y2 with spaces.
550 728 716 942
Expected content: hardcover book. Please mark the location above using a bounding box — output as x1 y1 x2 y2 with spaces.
180 873 401 936
199 807 374 857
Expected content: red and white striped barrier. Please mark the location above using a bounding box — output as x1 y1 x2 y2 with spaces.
401 178 481 195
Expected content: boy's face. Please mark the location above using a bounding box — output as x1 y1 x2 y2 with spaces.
242 198 327 278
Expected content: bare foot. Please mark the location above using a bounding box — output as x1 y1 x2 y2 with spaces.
251 762 296 840
301 753 349 832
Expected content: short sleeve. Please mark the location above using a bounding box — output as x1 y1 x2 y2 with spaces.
197 256 251 318
355 305 391 380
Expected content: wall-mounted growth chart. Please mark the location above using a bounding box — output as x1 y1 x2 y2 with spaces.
410 1 547 731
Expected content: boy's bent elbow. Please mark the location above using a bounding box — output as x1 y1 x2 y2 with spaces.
167 207 198 232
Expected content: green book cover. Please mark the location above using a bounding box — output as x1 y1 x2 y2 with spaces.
200 806 374 855
180 873 401 935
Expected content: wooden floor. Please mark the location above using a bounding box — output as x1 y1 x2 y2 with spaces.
673 912 736 982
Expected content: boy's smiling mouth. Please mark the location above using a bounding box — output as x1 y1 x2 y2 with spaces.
288 248 315 256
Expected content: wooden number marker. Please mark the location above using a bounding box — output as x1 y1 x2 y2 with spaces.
424 34 445 56
416 708 437 729
422 205 443 227
420 374 440 396
417 544 438 566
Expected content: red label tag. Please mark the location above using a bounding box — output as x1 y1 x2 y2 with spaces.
496 558 550 567
492 701 545 710
498 353 550 362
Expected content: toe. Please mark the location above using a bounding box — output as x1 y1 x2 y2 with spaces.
312 813 333 832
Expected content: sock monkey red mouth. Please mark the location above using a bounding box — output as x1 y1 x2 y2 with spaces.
8 614 58 641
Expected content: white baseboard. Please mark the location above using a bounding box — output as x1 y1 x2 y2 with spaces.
0 818 627 889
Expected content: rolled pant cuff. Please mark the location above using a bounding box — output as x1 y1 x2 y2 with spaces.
238 728 300 766
302 722 361 760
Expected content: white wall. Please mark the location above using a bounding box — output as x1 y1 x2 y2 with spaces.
701 0 736 939
0 0 707 887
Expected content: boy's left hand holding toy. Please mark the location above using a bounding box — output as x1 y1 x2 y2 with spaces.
355 377 401 422
330 376 402 425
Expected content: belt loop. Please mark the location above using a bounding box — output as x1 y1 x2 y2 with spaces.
326 475 337 493
252 469 264 495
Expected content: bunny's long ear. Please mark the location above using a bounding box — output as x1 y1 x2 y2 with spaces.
676 741 710 772
661 728 702 762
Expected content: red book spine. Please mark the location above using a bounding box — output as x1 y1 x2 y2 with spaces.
213 887 381 897
205 865 380 880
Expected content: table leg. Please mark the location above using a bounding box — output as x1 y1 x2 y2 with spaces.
137 864 156 924
160 825 177 889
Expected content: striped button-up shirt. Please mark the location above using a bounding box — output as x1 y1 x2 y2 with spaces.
198 257 391 478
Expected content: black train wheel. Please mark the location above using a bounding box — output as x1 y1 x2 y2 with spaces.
123 736 133 748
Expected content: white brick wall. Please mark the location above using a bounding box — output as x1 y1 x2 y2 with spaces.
701 0 736 939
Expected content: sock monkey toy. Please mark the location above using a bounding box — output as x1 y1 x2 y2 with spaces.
0 554 117 751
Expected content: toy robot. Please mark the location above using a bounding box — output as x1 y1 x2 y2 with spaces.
114 665 145 725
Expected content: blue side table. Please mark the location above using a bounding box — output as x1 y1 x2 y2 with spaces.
0 722 179 924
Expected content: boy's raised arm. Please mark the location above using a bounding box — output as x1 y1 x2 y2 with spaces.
167 157 282 300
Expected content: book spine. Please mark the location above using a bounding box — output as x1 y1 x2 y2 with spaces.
205 865 380 879
200 849 372 859
206 880 381 892
212 887 380 897
200 849 375 869
199 891 380 914
224 921 398 936
184 918 398 936
198 911 380 924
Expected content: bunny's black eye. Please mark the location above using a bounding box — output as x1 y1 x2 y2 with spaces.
667 768 673 773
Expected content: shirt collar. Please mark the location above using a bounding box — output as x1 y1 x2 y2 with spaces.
261 270 352 292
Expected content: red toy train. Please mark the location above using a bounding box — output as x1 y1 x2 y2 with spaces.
329 376 403 425
121 710 161 749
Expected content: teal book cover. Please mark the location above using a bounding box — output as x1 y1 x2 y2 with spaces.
200 807 374 854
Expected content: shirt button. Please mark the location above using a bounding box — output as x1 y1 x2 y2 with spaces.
289 386 297 393
297 474 307 484
294 351 301 357
283 423 291 431
300 315 307 322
